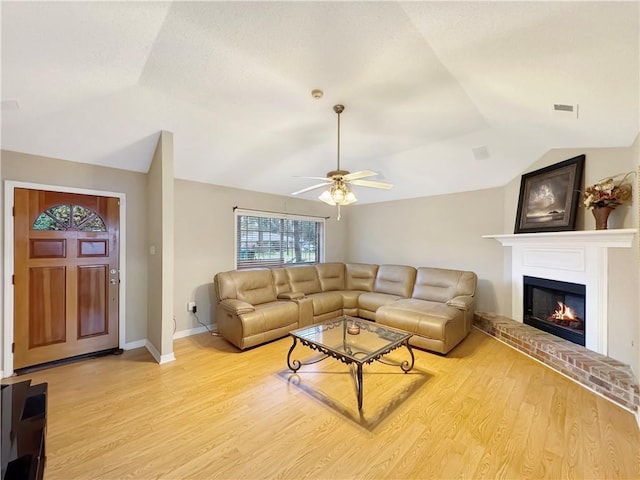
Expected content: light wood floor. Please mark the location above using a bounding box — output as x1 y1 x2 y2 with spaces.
8 328 640 479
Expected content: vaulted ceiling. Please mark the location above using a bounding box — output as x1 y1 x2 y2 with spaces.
2 1 638 203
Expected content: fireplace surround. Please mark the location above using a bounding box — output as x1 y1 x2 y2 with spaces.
485 229 635 355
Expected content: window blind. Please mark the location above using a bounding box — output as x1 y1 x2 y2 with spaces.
235 210 324 270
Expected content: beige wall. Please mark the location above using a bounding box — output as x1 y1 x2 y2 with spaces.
147 143 162 353
173 179 349 334
346 187 509 315
634 134 640 376
503 143 639 372
160 133 175 358
0 150 149 363
146 132 175 360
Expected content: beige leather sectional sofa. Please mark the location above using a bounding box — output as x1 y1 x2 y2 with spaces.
213 263 477 354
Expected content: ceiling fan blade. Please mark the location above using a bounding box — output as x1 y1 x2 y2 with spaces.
291 182 332 195
350 179 393 190
293 176 332 181
342 170 378 181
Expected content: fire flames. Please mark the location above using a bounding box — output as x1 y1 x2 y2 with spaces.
547 302 584 329
549 302 576 320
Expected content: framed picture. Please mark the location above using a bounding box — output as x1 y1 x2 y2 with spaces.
514 155 585 234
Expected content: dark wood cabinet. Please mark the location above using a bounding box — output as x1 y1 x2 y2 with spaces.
1 380 47 480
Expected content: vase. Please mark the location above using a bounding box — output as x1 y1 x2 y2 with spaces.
592 206 613 230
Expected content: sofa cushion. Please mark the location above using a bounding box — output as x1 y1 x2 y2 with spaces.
345 263 378 291
358 292 404 312
308 291 343 316
216 269 276 305
338 290 364 310
315 263 345 291
412 268 477 302
285 265 322 295
377 298 463 339
374 265 416 298
241 301 299 336
271 268 291 296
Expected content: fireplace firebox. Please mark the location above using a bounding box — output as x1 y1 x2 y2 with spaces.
523 276 586 346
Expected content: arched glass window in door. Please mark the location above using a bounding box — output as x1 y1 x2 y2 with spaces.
33 204 107 232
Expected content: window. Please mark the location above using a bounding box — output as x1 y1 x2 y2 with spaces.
235 209 324 269
33 204 106 232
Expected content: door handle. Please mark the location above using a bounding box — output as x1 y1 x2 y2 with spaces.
110 269 119 286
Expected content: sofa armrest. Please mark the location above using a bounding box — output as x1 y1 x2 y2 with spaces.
446 295 474 311
278 292 305 300
219 299 255 315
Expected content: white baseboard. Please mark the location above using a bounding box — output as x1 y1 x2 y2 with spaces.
173 324 216 339
159 352 176 364
636 408 640 430
145 340 175 364
123 327 213 362
145 340 161 363
123 339 146 350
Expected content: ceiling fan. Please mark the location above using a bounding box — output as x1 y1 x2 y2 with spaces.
291 104 392 219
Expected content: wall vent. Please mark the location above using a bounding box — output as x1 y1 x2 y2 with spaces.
553 103 574 112
552 103 579 119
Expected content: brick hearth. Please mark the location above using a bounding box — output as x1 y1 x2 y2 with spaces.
474 312 640 414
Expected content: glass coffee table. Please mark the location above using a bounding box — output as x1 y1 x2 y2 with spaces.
287 316 414 409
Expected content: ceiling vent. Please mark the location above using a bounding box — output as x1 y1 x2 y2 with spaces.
472 145 490 161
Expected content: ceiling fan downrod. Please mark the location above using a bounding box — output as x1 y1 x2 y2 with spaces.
334 104 344 173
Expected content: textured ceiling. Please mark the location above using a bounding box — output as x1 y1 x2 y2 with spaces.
1 1 639 204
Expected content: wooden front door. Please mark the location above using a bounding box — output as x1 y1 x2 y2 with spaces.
13 188 120 369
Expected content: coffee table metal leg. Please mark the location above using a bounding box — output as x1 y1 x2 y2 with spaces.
287 337 301 372
401 342 415 373
356 363 363 410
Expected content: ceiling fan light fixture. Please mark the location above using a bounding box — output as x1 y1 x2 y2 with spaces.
318 190 336 205
332 184 346 203
318 183 358 206
344 191 357 205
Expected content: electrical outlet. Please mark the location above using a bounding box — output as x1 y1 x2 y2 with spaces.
188 301 196 312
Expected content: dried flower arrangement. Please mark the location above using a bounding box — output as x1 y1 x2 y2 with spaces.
582 172 634 210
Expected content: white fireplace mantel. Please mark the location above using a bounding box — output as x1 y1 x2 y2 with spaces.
485 229 635 248
484 229 636 355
